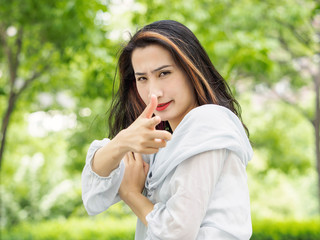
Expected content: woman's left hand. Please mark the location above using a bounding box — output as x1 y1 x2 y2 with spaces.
119 152 149 201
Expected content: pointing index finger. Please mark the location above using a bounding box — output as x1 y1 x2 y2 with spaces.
141 94 158 119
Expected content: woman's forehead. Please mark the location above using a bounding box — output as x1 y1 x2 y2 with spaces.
131 45 175 72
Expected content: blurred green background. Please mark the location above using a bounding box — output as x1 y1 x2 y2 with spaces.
1 0 320 239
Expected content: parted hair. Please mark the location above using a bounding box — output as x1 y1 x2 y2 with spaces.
108 20 247 138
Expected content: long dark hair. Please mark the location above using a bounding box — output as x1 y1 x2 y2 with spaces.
108 20 248 138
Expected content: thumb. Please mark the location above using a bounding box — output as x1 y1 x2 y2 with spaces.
146 115 161 129
140 94 158 119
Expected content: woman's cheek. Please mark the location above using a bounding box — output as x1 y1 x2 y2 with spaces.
137 87 148 105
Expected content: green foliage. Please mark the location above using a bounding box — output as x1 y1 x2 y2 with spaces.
1 217 319 240
251 219 320 240
0 216 136 240
0 0 319 233
132 0 318 84
0 124 83 227
246 99 314 174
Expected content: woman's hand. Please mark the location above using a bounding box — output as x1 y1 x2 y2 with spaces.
116 95 172 155
119 152 149 200
91 95 170 177
118 151 154 226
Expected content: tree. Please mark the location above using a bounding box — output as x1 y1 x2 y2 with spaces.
220 0 320 210
0 0 106 168
1 0 318 225
0 0 118 226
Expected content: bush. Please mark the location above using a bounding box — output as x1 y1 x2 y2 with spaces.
251 219 320 240
1 217 319 240
0 216 136 240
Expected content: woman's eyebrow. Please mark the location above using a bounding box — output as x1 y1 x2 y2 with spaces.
135 65 172 76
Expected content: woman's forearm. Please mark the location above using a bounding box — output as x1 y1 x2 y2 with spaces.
91 131 128 177
121 191 154 226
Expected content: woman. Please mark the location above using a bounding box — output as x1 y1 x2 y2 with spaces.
82 20 253 239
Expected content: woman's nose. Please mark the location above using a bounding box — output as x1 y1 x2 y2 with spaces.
148 80 163 99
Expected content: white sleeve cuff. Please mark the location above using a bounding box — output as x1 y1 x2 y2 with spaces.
82 138 124 215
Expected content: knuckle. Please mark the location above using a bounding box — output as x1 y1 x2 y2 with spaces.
138 138 147 147
141 132 148 139
166 133 172 140
136 146 143 152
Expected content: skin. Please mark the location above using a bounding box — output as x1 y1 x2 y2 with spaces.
132 44 198 131
119 44 198 226
91 95 171 176
92 95 168 225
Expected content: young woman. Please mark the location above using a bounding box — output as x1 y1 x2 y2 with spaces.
82 20 253 239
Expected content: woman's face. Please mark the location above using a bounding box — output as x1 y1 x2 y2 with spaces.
131 44 198 131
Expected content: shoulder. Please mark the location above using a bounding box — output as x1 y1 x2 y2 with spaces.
171 149 229 194
176 149 228 171
189 104 240 125
190 104 235 116
170 104 252 166
174 104 243 135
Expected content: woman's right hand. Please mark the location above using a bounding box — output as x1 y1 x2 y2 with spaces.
116 95 172 155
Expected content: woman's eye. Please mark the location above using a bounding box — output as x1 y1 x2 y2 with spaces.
137 77 147 81
160 71 170 77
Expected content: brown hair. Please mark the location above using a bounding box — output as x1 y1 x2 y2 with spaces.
108 20 248 138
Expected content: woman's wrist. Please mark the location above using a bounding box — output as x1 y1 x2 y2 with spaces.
105 133 129 170
119 190 138 203
91 132 129 177
121 191 154 226
113 129 131 154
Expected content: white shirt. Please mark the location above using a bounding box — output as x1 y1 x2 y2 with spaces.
82 104 253 240
82 139 252 240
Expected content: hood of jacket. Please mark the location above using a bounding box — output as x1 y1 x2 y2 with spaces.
144 104 253 190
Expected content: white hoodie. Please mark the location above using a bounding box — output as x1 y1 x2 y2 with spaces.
82 104 253 240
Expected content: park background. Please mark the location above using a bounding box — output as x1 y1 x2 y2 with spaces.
0 0 320 239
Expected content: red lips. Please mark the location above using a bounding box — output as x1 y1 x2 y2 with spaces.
156 101 172 111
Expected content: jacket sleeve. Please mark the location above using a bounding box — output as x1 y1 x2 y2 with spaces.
145 149 226 240
81 138 125 215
